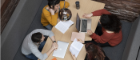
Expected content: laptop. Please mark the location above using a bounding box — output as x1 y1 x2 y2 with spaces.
76 13 92 33
53 41 69 58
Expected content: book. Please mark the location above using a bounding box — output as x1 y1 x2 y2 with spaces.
69 38 84 58
55 20 74 34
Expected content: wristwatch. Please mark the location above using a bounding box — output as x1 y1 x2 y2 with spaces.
53 41 56 43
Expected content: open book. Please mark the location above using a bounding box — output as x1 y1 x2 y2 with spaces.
70 38 84 58
55 20 74 34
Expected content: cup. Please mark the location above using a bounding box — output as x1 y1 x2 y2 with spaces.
75 1 80 9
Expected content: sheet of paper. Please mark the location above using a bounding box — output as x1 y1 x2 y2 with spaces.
55 21 68 34
55 20 74 34
71 32 85 42
53 41 69 58
62 20 74 27
70 38 83 58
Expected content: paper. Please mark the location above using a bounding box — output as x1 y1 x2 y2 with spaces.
55 20 74 34
70 38 84 58
71 32 85 42
53 41 69 58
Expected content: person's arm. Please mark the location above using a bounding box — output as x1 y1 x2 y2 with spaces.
90 32 115 44
31 29 57 42
46 43 57 56
28 43 48 60
77 39 84 43
50 36 56 42
33 29 58 48
70 52 77 60
50 36 58 50
92 9 111 16
83 9 111 18
46 48 54 56
29 41 57 60
34 29 58 49
43 8 58 26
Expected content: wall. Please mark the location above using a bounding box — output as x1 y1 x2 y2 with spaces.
1 0 43 60
1 0 20 32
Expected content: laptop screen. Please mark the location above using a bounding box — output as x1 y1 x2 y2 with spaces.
76 13 80 31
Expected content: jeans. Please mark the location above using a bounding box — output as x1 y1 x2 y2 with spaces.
45 24 53 30
25 36 48 60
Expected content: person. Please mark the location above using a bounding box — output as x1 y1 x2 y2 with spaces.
41 0 69 30
83 9 122 47
70 40 110 60
21 29 58 60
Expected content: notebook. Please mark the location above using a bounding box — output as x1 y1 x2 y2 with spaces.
71 32 85 42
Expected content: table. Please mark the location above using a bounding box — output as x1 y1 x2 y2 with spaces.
41 0 105 60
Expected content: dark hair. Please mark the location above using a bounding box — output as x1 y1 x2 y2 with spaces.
48 0 60 9
31 32 42 43
100 14 121 33
85 43 105 60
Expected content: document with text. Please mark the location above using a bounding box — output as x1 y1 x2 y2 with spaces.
55 20 74 34
69 38 83 58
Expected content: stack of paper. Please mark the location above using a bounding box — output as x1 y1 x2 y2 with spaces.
53 41 69 58
71 32 85 42
70 38 84 58
55 20 74 34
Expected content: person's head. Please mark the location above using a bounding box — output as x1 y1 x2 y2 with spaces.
48 0 60 10
85 43 104 60
100 14 121 33
31 32 45 43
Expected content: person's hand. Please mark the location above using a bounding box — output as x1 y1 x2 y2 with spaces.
49 9 55 15
70 52 76 60
53 42 58 49
51 42 58 50
83 13 93 18
77 39 84 43
87 30 93 35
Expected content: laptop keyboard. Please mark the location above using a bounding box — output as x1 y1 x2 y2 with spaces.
81 20 87 32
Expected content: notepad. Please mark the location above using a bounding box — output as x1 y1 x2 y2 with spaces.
55 20 74 34
53 41 69 58
70 38 84 58
71 32 85 42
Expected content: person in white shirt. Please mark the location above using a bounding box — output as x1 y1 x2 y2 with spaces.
21 29 58 60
